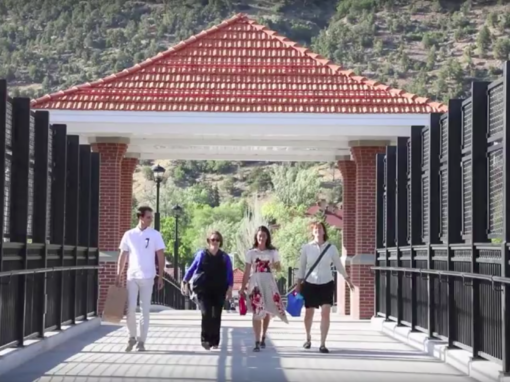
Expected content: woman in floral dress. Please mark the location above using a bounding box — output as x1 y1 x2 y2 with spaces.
240 226 288 352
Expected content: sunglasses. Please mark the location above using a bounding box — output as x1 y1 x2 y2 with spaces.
209 238 220 243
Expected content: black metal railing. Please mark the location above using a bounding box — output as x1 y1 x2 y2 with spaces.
0 265 100 351
0 79 101 352
373 62 510 372
151 276 196 310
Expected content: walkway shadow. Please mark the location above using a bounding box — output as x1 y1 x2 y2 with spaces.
2 323 121 382
216 325 288 382
3 316 473 382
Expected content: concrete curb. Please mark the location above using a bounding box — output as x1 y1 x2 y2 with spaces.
372 317 509 382
0 317 101 377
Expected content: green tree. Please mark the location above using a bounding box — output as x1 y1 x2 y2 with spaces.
477 25 491 57
221 175 236 195
270 165 320 208
273 216 312 270
160 216 192 265
494 37 510 60
211 185 221 207
426 45 437 70
233 196 269 267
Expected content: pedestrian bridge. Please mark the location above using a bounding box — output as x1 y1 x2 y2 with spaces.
1 311 474 382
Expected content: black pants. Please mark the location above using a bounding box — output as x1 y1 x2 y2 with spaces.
198 292 225 346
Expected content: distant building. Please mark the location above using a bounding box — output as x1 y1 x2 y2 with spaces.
232 268 245 297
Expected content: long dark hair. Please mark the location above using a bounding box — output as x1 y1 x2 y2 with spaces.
252 225 276 250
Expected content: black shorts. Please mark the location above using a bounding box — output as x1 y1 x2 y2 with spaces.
302 281 334 309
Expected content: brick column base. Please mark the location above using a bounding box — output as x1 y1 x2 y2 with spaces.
120 157 138 235
91 139 128 315
338 157 356 316
337 264 351 315
350 262 375 320
350 144 386 320
98 261 117 314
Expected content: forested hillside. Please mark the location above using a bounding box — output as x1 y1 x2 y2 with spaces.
1 0 509 102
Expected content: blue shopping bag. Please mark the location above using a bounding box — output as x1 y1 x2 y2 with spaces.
286 291 304 317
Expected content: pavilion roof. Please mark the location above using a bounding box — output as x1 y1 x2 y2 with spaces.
31 14 447 113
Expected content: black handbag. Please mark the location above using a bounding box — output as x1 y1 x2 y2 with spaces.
190 251 206 295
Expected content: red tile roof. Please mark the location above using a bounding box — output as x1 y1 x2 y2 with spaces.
31 14 447 114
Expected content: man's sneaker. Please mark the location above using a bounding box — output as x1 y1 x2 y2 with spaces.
136 341 146 352
125 337 136 352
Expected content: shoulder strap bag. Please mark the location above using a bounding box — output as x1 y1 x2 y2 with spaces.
190 250 207 295
302 243 331 284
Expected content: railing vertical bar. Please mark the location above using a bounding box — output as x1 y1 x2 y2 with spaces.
410 126 423 331
376 153 385 317
33 111 50 337
89 152 100 315
501 61 510 374
65 136 80 325
0 81 7 324
447 100 463 346
50 125 67 330
10 98 31 347
471 81 490 358
396 137 408 324
79 146 91 319
386 146 396 320
427 114 442 338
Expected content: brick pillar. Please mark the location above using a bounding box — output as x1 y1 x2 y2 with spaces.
91 140 128 314
337 157 356 316
120 157 138 235
350 143 387 319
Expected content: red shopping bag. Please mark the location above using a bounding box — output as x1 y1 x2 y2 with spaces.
239 295 247 316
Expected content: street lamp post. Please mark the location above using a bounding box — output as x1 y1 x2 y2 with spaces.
171 204 183 280
152 164 166 231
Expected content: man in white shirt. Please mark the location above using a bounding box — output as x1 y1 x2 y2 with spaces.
296 221 354 353
117 206 165 352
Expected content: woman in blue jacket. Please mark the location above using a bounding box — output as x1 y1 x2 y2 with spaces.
181 231 233 350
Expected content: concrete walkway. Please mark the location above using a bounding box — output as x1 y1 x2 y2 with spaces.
4 311 474 382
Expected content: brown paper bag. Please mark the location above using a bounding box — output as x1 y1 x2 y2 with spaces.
102 285 128 324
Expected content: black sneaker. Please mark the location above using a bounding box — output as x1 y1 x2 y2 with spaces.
260 337 266 349
202 341 211 350
253 341 261 352
319 345 329 353
125 337 136 352
303 340 311 349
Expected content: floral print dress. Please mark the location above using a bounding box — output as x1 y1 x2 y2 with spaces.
245 249 288 323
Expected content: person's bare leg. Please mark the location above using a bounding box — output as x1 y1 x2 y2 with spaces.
260 315 271 348
320 304 331 352
303 308 314 348
252 316 262 351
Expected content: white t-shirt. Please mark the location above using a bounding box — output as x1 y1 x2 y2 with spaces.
245 248 280 273
119 226 166 280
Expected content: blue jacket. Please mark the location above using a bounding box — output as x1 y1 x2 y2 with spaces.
183 249 234 288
